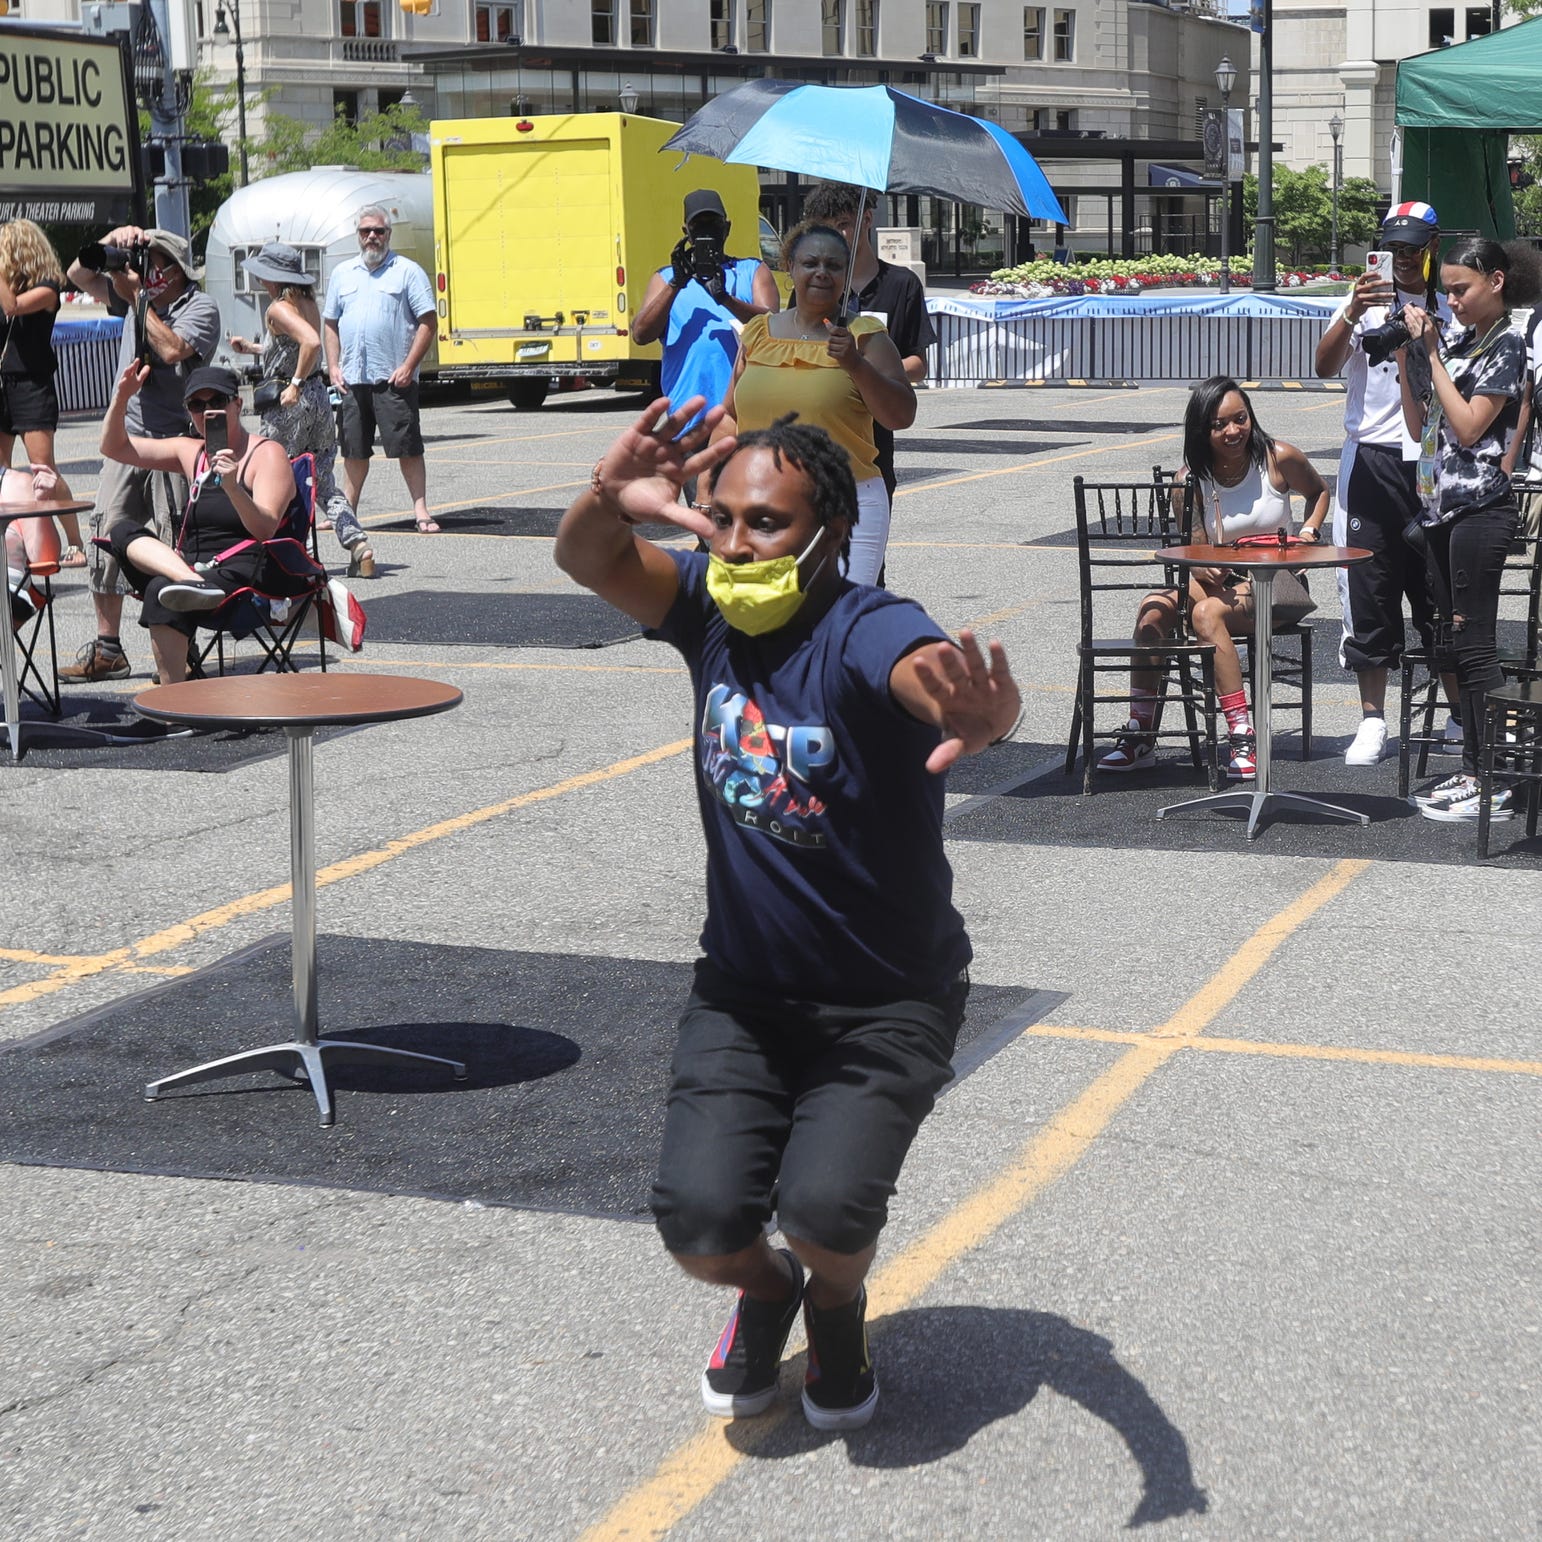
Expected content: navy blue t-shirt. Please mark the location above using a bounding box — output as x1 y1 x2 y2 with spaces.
651 549 972 1004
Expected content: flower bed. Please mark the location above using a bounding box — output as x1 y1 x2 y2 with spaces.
974 254 1354 298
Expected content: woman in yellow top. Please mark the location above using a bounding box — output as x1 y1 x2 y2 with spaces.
717 223 915 585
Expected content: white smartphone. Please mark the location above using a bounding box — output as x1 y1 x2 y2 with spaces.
1366 250 1394 284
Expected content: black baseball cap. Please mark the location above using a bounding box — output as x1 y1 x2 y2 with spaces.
683 189 728 225
182 365 241 404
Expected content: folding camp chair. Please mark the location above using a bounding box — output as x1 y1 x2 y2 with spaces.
188 454 333 678
6 538 61 719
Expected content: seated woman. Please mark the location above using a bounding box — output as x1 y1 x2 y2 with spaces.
1099 376 1330 780
714 222 915 586
4 460 74 625
99 362 301 686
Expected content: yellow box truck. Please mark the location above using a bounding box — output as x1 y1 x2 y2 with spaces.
430 112 764 410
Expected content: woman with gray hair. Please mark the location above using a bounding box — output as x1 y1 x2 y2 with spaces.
229 241 374 577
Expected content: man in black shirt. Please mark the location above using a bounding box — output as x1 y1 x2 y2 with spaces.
800 182 936 503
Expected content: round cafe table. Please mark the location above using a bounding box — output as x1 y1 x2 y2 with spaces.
1155 541 1374 840
135 672 465 1126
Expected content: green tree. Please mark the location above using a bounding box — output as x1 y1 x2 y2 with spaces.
253 102 429 179
1241 164 1382 272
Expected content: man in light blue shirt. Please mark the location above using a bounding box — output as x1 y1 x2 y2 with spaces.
323 206 439 531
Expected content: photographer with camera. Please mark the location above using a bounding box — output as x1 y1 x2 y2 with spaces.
1315 202 1458 766
631 190 779 438
61 226 219 682
1396 238 1538 822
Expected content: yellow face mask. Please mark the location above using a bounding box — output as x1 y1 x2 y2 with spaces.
705 526 832 636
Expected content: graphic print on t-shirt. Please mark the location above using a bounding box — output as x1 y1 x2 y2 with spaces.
701 683 831 847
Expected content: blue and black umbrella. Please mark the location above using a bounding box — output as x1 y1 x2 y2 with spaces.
662 79 1067 224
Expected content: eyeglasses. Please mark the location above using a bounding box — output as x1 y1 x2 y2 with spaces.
1387 243 1428 256
358 227 388 237
189 393 232 411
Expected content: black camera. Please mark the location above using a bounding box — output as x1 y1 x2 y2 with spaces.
77 239 151 278
689 233 724 288
1363 305 1413 367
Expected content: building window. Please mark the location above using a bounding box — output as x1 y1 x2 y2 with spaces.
1428 6 1454 45
746 0 770 51
1052 7 1074 61
339 0 383 38
855 0 877 54
957 2 979 56
333 88 360 123
1465 4 1492 36
925 1 948 55
592 0 615 44
822 0 844 55
475 1 520 42
1023 6 1043 59
630 0 654 45
1034 107 1072 131
710 0 734 49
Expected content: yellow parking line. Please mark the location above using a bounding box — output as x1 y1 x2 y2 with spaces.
0 738 692 1014
1024 1023 1542 1077
578 858 1368 1542
894 431 1183 496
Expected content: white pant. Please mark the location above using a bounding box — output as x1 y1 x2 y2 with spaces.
845 477 891 587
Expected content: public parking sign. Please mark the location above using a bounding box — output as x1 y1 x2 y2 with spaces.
0 27 140 225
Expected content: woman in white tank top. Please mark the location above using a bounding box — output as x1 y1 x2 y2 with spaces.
1100 377 1330 780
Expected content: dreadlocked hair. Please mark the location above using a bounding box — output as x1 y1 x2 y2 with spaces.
719 413 859 543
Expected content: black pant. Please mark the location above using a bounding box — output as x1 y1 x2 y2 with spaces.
1422 499 1518 774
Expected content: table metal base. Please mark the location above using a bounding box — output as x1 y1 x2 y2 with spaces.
1156 786 1370 841
144 1037 468 1127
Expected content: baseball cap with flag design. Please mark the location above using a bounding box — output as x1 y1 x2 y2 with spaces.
1380 201 1439 245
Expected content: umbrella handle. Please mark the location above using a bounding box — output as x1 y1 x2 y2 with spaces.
837 185 871 328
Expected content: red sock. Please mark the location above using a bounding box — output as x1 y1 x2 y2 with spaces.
1220 688 1252 736
1130 686 1158 729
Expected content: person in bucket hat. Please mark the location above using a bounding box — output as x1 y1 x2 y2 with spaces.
230 241 373 574
61 224 220 682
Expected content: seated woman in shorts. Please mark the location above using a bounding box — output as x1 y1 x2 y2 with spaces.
4 461 76 625
1099 376 1330 780
98 363 302 685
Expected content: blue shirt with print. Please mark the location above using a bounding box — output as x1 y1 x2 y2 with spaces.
649 548 972 1004
323 251 435 384
658 258 762 431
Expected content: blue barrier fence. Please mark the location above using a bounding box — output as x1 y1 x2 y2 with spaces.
55 316 122 415
924 294 1341 385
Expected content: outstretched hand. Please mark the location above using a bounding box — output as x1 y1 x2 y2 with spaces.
593 395 736 540
907 628 1021 775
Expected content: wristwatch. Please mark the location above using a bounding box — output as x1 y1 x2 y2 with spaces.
290 375 304 388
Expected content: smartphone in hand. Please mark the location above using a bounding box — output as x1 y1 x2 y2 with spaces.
204 411 229 456
1366 250 1394 285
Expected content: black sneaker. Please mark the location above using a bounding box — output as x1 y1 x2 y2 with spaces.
700 1248 804 1418
802 1287 879 1431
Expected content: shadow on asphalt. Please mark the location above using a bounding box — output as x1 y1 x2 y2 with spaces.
731 1305 1209 1528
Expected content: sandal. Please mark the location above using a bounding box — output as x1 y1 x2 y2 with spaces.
414 514 442 533
59 545 87 568
347 543 376 579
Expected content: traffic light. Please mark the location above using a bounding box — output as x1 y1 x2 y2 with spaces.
182 140 231 181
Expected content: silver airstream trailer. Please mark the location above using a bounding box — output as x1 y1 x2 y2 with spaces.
203 168 437 377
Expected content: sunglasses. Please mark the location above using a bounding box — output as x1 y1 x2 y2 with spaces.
1387 243 1429 256
358 227 388 237
188 393 232 412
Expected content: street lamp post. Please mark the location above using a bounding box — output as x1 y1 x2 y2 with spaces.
213 0 248 186
1329 111 1344 274
619 81 639 115
1254 0 1276 291
1216 53 1236 296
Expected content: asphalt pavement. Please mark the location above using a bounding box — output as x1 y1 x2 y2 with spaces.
1 380 1537 1541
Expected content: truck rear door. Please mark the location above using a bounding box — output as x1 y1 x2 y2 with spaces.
442 137 615 339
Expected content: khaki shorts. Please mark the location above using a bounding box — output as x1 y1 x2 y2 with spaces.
87 457 190 597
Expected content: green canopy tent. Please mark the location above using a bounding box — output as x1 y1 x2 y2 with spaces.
1394 18 1542 240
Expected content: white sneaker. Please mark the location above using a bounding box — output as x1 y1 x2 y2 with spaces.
1420 784 1513 823
1416 772 1477 808
1440 716 1463 752
1344 717 1388 766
